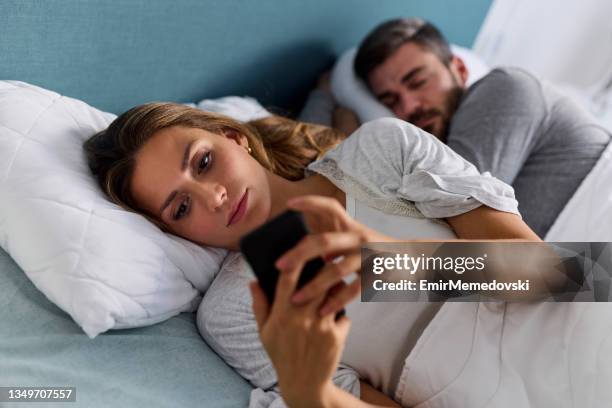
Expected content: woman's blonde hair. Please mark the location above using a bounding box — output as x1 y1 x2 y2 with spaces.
83 102 345 227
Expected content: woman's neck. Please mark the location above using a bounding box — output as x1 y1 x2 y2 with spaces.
267 173 345 220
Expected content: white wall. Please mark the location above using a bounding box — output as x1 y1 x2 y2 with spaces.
473 0 612 128
474 0 612 91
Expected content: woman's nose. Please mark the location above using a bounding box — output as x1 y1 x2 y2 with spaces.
196 182 228 212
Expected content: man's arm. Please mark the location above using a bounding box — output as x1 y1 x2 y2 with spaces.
298 71 360 135
332 105 360 135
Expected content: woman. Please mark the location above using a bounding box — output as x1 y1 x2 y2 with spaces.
84 102 539 406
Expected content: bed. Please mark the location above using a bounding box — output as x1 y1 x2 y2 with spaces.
0 1 493 406
1 246 252 406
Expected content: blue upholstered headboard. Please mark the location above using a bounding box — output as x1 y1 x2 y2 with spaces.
0 0 492 114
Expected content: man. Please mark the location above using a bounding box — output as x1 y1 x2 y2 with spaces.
346 18 610 237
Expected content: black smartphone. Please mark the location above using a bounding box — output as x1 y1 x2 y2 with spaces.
240 209 345 320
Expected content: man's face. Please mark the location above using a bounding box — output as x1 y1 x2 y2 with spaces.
368 42 467 141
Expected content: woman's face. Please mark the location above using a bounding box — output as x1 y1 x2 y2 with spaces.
130 126 272 250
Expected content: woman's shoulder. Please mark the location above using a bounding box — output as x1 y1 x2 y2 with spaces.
307 117 455 186
316 118 422 162
343 117 447 161
196 252 278 389
356 117 408 131
324 118 455 175
307 119 428 200
352 117 425 144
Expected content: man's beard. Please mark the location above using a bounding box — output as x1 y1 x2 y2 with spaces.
407 77 464 142
436 84 463 142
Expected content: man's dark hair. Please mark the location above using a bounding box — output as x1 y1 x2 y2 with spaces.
354 18 453 84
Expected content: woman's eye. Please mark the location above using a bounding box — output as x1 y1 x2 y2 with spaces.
174 197 190 220
198 151 211 174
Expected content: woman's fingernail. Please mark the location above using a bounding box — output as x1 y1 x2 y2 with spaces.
319 306 331 316
275 258 287 269
291 291 305 303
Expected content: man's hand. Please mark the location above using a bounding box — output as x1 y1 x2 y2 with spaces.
317 71 333 93
333 105 360 135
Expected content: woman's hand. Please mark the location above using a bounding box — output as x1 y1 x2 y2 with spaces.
250 269 351 407
276 195 393 317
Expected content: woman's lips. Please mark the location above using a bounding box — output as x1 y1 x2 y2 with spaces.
227 190 248 227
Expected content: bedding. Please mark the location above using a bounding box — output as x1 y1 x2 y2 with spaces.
394 301 612 407
330 45 490 123
546 141 612 241
0 81 269 338
0 245 251 407
202 253 612 407
191 96 271 122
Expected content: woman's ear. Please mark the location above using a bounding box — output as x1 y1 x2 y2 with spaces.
222 128 249 148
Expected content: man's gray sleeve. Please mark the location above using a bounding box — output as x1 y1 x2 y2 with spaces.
446 68 546 184
446 68 610 236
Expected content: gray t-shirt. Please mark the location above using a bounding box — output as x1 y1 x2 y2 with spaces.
446 67 611 237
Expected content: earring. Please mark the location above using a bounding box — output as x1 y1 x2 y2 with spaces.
247 146 252 154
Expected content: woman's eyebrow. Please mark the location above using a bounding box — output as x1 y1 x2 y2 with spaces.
159 140 196 216
159 191 177 217
181 140 196 172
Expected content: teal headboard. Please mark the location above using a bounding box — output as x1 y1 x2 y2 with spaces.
0 0 492 114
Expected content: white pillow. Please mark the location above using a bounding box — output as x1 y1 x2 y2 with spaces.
0 81 265 338
331 45 491 123
196 96 271 122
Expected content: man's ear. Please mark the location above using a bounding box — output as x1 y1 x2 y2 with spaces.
222 127 249 148
450 55 469 87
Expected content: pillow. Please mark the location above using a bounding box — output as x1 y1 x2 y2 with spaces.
195 96 272 122
330 45 491 123
0 81 266 338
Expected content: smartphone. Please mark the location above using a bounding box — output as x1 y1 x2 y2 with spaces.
240 209 345 319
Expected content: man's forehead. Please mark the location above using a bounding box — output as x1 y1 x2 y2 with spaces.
387 42 438 70
369 43 441 88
